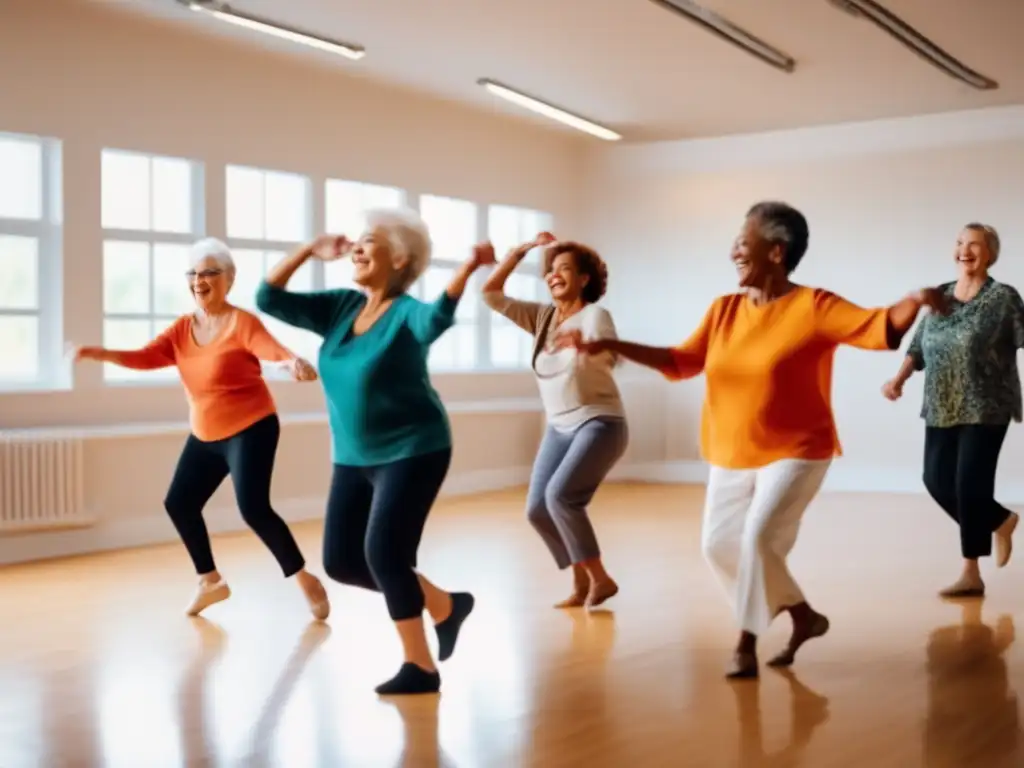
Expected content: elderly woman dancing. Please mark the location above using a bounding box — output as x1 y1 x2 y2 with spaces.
73 238 330 620
482 235 627 609
562 201 947 678
883 223 1022 598
256 208 487 695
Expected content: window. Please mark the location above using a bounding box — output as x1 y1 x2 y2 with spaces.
0 132 62 390
487 205 553 369
225 165 320 365
323 179 405 289
417 194 480 371
101 149 203 382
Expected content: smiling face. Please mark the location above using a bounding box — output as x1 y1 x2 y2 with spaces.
188 256 231 310
545 251 588 303
955 227 992 278
351 226 404 290
730 215 785 289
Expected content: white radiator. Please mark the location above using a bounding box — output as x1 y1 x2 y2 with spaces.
0 435 91 532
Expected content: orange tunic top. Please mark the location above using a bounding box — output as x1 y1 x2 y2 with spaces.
663 286 892 469
109 309 295 442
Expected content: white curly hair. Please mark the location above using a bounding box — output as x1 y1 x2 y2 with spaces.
188 237 236 275
363 207 433 293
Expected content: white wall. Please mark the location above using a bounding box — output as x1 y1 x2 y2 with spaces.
589 106 1024 499
0 0 580 563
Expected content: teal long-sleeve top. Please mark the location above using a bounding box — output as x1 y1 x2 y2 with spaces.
255 282 457 466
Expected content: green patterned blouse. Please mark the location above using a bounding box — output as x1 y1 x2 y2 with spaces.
907 278 1024 427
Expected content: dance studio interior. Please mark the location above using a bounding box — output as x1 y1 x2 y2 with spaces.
3 0 1024 765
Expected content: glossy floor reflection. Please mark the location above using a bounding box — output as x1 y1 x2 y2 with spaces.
1 483 1022 766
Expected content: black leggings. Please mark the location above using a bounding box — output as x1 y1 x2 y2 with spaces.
923 423 1012 559
322 448 451 621
163 414 306 577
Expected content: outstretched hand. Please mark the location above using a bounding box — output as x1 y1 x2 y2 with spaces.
917 287 950 316
68 343 100 363
881 379 903 401
553 329 607 355
288 357 318 382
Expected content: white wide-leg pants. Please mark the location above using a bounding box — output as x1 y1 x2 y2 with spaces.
702 459 831 635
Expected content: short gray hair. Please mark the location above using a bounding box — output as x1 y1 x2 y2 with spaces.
189 237 236 274
746 201 809 274
963 222 1001 265
363 207 432 293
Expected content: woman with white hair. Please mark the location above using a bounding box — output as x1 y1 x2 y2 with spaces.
72 237 330 620
883 223 1023 597
256 207 492 696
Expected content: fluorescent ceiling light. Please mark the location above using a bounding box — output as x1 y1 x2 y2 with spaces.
827 0 997 90
181 1 365 60
477 79 621 141
648 0 795 73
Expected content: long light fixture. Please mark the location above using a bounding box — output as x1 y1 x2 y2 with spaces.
179 1 365 61
477 79 622 141
827 0 997 90
648 0 796 73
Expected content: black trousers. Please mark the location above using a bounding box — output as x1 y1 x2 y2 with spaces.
322 448 451 621
163 414 306 577
923 423 1012 559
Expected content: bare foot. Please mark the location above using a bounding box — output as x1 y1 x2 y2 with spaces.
585 578 619 611
555 566 590 609
554 592 587 608
996 512 1018 568
767 611 830 668
186 579 231 617
726 650 759 679
296 572 330 621
938 576 985 599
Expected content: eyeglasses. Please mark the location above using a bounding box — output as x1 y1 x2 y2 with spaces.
185 269 224 280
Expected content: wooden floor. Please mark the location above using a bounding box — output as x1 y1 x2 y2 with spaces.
1 482 1022 767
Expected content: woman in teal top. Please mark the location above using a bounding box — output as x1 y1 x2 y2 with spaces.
256 208 494 696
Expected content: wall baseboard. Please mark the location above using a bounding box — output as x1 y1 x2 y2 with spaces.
610 460 1024 503
0 465 534 566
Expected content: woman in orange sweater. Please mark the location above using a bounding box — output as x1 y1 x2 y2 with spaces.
72 238 330 621
562 202 947 678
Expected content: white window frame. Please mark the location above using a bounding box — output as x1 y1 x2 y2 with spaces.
224 164 318 376
413 192 486 373
482 204 553 371
100 148 205 386
322 178 407 290
0 131 63 392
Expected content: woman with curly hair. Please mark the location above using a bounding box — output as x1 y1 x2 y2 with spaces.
482 235 627 610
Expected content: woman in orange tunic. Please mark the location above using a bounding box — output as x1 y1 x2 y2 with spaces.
73 238 330 620
562 202 947 678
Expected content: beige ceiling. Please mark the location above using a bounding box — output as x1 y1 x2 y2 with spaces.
114 0 1024 142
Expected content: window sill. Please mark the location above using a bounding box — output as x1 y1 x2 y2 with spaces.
1 398 543 439
0 379 73 395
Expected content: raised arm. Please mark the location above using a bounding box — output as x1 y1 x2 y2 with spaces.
481 235 551 335
407 243 495 345
256 236 351 336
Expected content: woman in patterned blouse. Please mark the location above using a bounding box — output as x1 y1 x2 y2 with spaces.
883 223 1022 597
